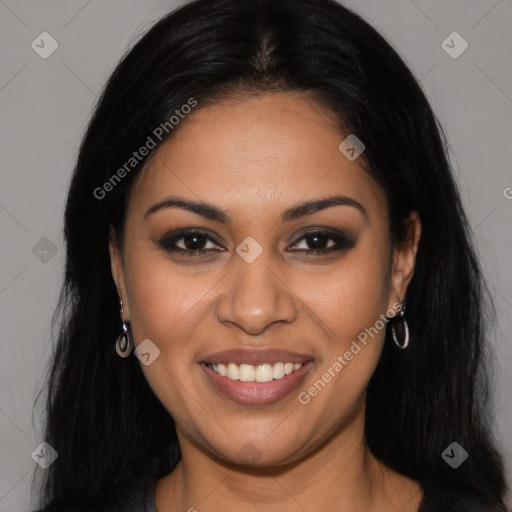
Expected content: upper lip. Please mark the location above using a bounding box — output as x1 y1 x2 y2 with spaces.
201 348 313 366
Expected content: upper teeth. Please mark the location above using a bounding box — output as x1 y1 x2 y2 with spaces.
207 362 303 382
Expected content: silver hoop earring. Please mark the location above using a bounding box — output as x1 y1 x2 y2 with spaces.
391 300 409 350
115 300 133 358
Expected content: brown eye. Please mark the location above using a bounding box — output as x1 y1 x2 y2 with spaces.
289 230 355 255
177 233 209 251
160 229 224 256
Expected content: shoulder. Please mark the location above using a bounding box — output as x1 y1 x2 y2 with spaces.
419 485 507 512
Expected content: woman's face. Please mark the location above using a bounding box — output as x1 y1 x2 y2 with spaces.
110 92 420 467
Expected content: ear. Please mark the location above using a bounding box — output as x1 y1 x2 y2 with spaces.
387 211 422 312
108 227 131 320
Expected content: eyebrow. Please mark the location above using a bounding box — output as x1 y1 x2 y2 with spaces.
144 194 368 224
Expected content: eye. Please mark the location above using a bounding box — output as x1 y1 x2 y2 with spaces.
159 229 224 256
288 230 355 255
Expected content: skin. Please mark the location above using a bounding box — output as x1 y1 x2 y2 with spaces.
110 92 423 512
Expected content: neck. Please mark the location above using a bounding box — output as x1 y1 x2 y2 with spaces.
155 398 422 511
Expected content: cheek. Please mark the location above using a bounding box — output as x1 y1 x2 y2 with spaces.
123 248 215 422
296 258 389 420
296 245 390 405
124 248 213 345
300 246 391 343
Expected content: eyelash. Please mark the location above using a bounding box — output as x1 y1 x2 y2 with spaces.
159 228 355 258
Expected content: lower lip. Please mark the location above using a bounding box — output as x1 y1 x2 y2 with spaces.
200 362 314 406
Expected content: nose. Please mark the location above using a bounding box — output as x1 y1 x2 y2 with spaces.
215 249 298 336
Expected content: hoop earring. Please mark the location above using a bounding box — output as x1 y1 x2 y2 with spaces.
391 300 409 350
115 300 133 358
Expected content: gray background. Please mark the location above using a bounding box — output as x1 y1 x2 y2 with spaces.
0 0 511 510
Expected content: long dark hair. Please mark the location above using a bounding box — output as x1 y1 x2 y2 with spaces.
34 0 507 508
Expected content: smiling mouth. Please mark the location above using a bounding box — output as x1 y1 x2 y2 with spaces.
201 359 314 406
204 361 305 383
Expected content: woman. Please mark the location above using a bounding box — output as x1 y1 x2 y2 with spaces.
33 0 508 510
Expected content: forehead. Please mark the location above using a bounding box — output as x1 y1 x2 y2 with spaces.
129 92 387 221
